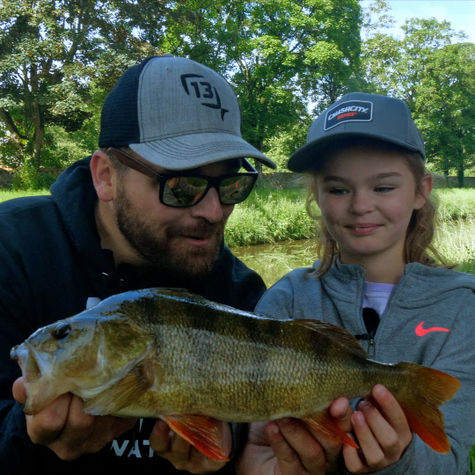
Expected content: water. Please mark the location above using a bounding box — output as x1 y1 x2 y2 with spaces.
232 219 475 287
231 239 319 288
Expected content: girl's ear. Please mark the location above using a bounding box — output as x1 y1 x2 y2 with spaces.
90 151 116 202
309 176 320 205
414 173 433 210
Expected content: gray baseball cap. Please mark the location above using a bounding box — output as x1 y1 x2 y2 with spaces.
99 55 276 170
288 92 425 172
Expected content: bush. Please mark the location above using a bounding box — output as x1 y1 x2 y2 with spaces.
11 163 58 191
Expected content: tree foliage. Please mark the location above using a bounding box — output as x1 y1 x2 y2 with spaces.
414 42 475 185
0 0 170 169
358 5 474 183
0 0 472 184
158 0 362 162
0 0 362 173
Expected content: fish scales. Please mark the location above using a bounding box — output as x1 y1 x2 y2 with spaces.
104 291 405 420
11 287 461 460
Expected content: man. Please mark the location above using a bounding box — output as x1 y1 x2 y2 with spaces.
0 55 275 474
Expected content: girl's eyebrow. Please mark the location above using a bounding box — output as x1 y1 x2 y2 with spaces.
323 172 403 182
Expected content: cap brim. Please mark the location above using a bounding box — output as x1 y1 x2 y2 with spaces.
130 132 276 170
288 131 423 172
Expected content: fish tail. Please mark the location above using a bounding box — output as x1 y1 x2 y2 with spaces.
392 362 461 453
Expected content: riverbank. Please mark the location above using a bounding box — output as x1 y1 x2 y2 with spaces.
226 187 475 277
226 186 475 244
1 186 474 275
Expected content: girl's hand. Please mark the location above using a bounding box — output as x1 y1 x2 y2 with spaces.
237 397 353 474
343 384 412 473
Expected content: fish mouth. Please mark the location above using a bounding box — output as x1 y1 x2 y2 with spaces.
10 343 61 414
11 342 42 382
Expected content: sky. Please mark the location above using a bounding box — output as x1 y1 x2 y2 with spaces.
360 0 475 42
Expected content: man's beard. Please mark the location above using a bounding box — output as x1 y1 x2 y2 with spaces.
114 186 225 285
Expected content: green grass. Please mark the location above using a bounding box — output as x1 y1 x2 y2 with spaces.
0 189 50 202
226 187 316 246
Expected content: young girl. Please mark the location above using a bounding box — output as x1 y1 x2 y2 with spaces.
237 92 475 474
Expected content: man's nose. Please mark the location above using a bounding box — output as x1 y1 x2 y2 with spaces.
190 187 228 223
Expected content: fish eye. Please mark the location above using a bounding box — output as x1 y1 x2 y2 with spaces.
53 322 72 340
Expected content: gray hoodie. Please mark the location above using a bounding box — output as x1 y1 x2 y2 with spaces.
256 260 475 474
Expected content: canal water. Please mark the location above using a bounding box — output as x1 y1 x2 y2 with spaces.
231 218 475 287
231 238 319 288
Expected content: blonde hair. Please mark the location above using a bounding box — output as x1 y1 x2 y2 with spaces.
305 139 450 277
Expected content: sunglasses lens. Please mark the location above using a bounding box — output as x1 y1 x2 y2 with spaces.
161 174 256 207
162 176 208 207
219 175 256 204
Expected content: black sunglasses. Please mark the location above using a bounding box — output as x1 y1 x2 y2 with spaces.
107 148 258 208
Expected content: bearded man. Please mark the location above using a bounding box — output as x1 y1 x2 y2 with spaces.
0 55 275 474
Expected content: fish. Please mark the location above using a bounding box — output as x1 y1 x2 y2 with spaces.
11 287 460 461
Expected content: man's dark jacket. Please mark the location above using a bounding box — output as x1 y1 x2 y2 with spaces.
0 158 266 474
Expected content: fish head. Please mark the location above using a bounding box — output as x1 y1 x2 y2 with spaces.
11 295 153 414
11 314 102 414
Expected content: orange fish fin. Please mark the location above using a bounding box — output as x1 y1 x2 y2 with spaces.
393 362 461 453
164 414 229 461
83 358 155 415
290 319 367 358
302 409 358 449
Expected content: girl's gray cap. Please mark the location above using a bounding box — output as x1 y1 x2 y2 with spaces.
288 92 425 172
99 55 276 170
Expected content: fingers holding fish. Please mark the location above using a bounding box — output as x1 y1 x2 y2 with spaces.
21 389 136 461
12 377 27 404
368 384 412 451
343 385 412 472
236 422 277 474
271 397 353 473
150 418 231 474
268 418 328 474
328 396 353 432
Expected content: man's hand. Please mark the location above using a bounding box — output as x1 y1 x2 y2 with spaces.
342 385 412 473
149 419 232 474
236 397 353 474
12 377 137 460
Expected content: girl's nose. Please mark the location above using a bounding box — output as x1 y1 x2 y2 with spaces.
349 190 374 215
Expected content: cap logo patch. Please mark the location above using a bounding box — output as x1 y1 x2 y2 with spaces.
324 100 373 130
180 73 229 120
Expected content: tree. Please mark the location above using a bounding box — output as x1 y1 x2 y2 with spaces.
414 42 475 185
358 13 474 183
0 0 170 169
155 0 362 164
0 0 363 174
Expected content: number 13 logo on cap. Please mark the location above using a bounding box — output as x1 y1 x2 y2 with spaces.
181 74 229 120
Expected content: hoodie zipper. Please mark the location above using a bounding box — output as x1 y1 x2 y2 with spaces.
355 307 380 358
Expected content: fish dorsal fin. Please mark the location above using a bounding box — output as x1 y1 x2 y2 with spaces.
289 319 368 358
163 414 230 461
83 358 155 415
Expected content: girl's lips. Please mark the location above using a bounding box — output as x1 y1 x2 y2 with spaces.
346 224 382 235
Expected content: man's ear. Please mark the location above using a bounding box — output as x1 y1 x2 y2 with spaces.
90 150 116 202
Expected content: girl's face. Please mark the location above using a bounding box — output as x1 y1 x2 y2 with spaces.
315 145 431 270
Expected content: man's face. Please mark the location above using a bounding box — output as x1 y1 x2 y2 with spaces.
113 160 236 282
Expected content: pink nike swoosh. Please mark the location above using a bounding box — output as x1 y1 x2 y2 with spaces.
415 321 450 337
